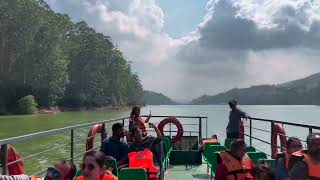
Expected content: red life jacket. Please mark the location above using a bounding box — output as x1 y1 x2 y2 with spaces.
304 154 320 179
128 148 158 179
219 152 254 180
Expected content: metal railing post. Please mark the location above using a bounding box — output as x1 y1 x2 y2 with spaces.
1 144 8 175
70 129 74 162
271 122 275 154
249 118 252 146
206 117 208 138
169 123 172 138
309 128 313 134
199 117 202 141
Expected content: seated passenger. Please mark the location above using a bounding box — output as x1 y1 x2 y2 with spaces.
256 163 275 180
130 123 163 166
289 133 320 180
1 159 76 180
77 151 117 180
276 137 302 180
215 139 255 180
129 106 151 138
100 123 129 166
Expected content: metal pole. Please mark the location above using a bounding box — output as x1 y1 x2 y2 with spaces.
199 117 202 142
189 131 192 150
271 122 275 155
169 123 172 138
122 118 125 126
206 117 208 138
70 129 74 162
1 144 8 175
250 118 252 146
309 128 313 134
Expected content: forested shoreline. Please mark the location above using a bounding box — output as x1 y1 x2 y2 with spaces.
0 0 144 114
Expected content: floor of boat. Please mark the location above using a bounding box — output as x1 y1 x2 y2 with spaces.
165 163 211 180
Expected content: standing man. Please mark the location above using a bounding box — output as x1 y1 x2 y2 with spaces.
227 100 249 139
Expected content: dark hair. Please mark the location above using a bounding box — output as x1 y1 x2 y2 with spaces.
83 151 114 168
286 137 301 148
66 160 76 180
228 100 237 106
230 139 246 151
130 106 140 117
112 123 123 133
307 133 320 145
57 160 76 180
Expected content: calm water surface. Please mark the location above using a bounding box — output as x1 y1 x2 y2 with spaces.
1 105 320 174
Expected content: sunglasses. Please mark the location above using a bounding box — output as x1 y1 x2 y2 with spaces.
47 167 61 179
81 163 96 171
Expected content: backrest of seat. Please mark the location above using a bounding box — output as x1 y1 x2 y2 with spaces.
246 146 256 152
205 145 226 162
73 170 82 180
118 168 148 180
247 152 268 165
106 158 118 176
224 138 234 149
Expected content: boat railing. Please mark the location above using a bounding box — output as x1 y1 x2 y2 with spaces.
0 115 207 175
242 117 320 157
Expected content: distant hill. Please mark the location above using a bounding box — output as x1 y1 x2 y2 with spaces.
143 91 178 105
191 73 320 105
278 73 320 90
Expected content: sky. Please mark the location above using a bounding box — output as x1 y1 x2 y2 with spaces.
46 0 320 101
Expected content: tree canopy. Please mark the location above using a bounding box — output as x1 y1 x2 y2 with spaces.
0 0 143 114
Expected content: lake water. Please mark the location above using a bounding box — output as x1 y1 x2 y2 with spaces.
1 105 320 174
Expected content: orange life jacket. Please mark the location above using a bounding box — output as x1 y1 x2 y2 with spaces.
128 148 158 179
76 175 118 180
130 116 147 137
303 154 320 179
201 138 218 145
219 152 254 180
29 176 39 180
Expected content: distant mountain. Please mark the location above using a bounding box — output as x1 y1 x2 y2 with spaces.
143 91 178 105
191 73 320 105
278 73 320 90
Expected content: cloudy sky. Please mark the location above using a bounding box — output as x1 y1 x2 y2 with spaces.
46 0 320 101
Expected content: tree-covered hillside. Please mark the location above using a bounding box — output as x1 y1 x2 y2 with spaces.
0 0 143 114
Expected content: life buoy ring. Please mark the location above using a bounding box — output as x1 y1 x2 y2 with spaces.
2 144 25 175
271 123 287 158
157 117 184 142
86 124 107 150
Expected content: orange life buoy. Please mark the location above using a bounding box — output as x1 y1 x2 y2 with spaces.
5 144 25 175
157 117 184 142
86 124 107 150
271 123 287 158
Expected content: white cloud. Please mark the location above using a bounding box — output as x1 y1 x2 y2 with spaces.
46 0 320 100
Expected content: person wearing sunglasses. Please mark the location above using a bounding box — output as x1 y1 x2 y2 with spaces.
76 151 117 180
0 160 76 180
43 160 76 180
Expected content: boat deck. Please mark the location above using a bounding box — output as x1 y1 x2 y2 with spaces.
165 163 210 180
